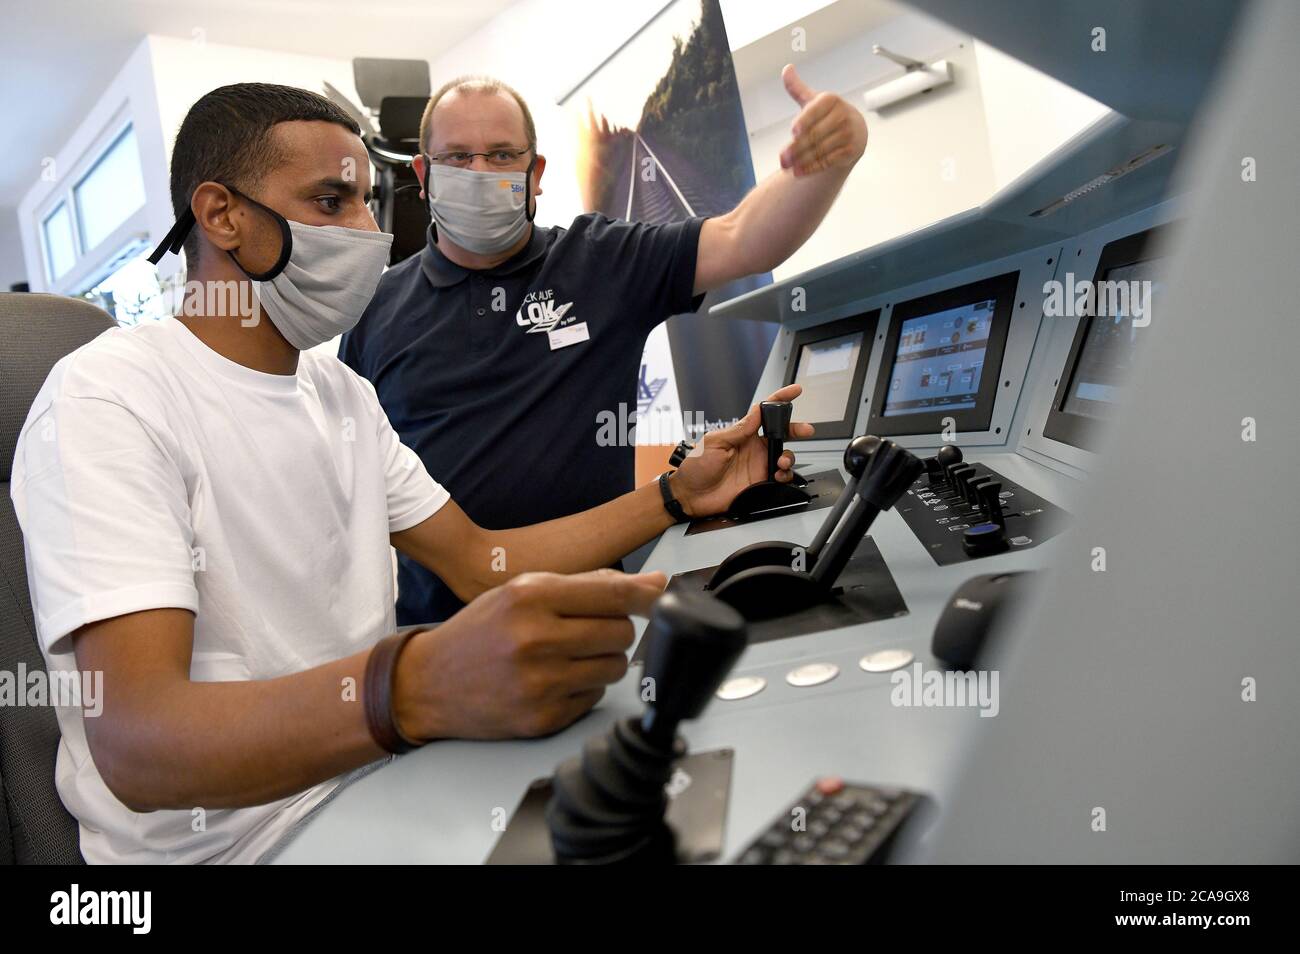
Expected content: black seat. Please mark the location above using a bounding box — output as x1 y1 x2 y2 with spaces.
1 292 113 864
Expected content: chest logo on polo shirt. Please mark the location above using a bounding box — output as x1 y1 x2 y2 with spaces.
516 288 575 334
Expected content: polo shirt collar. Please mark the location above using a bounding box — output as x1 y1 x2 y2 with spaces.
418 224 551 288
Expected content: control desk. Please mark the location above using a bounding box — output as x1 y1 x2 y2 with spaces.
275 182 1177 863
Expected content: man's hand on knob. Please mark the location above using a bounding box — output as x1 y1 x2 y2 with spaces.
392 569 667 741
670 383 815 517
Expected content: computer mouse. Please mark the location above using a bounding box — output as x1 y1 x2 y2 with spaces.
931 571 1033 669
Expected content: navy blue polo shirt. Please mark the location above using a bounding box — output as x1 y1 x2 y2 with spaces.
341 212 706 625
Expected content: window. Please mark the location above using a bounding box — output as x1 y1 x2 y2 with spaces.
80 240 173 326
42 202 78 282
74 125 147 253
35 116 153 296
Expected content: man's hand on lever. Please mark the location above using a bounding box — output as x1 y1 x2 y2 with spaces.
393 569 667 741
670 383 815 518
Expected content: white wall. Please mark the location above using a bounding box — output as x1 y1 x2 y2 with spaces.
972 39 1111 191
745 39 996 281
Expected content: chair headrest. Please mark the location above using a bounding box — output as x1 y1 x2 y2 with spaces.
0 293 114 481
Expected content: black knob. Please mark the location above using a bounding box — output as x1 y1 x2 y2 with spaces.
844 435 882 478
962 521 1009 556
926 444 963 485
640 591 748 746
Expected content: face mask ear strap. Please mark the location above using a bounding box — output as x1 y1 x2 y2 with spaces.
147 208 195 265
524 153 538 224
420 153 439 242
223 186 293 282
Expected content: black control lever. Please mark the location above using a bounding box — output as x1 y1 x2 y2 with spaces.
976 481 1005 526
545 591 748 865
710 440 924 621
706 435 880 591
807 441 925 590
761 401 807 487
723 401 811 519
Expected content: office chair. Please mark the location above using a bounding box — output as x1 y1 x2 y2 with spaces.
0 291 113 864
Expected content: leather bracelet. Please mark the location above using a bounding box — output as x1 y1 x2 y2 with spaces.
658 471 690 524
364 628 426 755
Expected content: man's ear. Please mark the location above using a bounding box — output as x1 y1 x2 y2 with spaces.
191 182 240 253
531 153 546 206
411 154 427 199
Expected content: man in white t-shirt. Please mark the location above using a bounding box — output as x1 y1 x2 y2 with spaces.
9 83 811 864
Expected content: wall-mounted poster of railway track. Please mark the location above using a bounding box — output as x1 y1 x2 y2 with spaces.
568 0 777 475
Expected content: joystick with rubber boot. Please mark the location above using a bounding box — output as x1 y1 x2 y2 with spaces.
724 401 811 519
545 591 748 864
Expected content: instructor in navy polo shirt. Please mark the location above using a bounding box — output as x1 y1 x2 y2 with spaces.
342 67 868 624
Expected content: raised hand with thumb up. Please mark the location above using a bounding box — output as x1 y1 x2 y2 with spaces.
778 64 869 177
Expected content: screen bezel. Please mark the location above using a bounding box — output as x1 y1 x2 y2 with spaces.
1042 226 1168 451
782 309 879 441
866 271 1019 437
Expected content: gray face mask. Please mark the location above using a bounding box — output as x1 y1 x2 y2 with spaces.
424 161 535 255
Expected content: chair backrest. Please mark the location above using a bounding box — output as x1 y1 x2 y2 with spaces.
1 292 114 864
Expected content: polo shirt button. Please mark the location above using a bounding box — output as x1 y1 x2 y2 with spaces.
476 307 486 316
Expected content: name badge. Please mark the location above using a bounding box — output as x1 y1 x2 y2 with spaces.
548 322 590 351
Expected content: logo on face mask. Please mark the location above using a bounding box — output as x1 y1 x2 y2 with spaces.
515 288 575 334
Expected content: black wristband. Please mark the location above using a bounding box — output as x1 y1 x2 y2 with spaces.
658 471 690 524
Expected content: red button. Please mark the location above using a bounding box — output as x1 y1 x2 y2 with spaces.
816 776 845 795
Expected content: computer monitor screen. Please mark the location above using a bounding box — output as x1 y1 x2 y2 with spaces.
1059 258 1165 419
1043 225 1172 450
882 298 995 417
793 331 863 424
781 309 879 440
866 271 1019 437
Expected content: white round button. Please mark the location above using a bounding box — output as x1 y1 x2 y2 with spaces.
859 648 915 673
785 662 840 687
716 675 766 701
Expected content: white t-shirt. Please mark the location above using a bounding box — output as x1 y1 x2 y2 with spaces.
9 316 449 864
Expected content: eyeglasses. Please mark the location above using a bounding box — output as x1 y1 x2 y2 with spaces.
427 147 533 169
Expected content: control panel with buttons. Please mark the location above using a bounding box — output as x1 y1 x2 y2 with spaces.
895 447 1067 565
734 777 928 865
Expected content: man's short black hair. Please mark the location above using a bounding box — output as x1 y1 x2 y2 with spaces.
169 82 361 262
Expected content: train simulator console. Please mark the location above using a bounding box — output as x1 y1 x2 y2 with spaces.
273 0 1298 865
